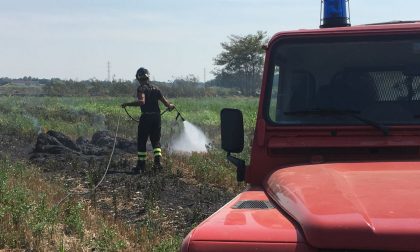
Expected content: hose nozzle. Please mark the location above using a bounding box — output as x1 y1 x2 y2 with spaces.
176 112 185 122
171 106 185 121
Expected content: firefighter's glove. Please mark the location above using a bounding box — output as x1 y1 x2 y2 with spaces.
168 104 175 111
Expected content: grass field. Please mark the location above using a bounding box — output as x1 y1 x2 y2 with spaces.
0 96 257 140
0 95 258 251
0 158 130 251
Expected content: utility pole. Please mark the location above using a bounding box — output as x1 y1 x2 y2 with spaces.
203 68 206 83
107 61 111 82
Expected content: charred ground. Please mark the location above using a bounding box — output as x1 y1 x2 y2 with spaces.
2 129 237 236
0 96 255 250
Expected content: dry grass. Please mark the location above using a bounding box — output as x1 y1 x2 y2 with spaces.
166 151 246 194
0 157 182 251
0 96 256 251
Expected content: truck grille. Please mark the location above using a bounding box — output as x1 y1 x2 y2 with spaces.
232 200 274 209
319 250 385 252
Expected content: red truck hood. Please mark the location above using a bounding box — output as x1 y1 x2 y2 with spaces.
265 162 420 251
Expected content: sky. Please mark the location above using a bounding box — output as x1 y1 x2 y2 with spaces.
1 0 420 82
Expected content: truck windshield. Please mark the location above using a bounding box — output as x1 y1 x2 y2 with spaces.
267 36 420 126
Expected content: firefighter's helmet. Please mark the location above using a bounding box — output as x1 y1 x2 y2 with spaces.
136 67 150 80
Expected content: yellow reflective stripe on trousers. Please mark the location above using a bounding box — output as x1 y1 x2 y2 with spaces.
153 148 162 156
138 152 147 160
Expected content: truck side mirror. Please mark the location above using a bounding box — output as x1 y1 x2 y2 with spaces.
221 108 244 153
221 108 246 182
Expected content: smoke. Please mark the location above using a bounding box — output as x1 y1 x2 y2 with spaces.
92 113 106 131
170 121 210 153
24 114 43 135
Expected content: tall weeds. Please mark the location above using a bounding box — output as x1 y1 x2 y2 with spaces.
0 157 183 251
0 95 257 251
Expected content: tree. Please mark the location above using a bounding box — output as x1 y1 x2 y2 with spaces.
170 75 203 97
0 77 11 85
43 79 65 96
109 80 136 96
213 31 268 96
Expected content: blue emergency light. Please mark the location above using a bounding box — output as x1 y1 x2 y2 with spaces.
320 0 351 28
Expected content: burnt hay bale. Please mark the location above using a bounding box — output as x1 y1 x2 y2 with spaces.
76 136 90 146
92 131 136 153
116 137 137 154
35 133 61 151
91 131 114 147
34 133 76 155
47 130 80 151
79 144 110 156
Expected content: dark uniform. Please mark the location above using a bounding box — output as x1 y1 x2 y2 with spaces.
137 83 163 165
122 67 173 173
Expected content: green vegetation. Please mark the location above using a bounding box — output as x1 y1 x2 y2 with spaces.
0 30 265 250
0 157 192 251
0 77 245 97
0 95 258 250
0 95 257 188
0 158 129 251
212 31 268 95
0 96 257 139
1 31 267 98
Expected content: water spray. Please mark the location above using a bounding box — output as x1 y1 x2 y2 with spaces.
169 107 210 153
122 105 209 153
170 121 210 153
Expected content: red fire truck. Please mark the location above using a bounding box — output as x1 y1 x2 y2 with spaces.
182 1 420 251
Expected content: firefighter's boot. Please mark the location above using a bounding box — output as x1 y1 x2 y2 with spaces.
153 155 163 171
153 148 163 171
132 160 145 174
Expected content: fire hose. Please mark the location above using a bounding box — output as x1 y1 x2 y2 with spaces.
55 113 121 207
55 106 185 207
123 106 185 122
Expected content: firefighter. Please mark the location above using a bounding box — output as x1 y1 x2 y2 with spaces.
121 67 175 174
